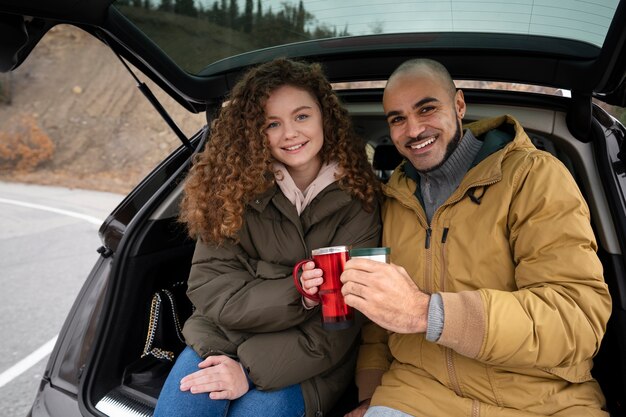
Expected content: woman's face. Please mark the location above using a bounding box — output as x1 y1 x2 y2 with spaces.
264 85 324 176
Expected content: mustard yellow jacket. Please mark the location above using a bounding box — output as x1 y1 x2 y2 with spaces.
357 115 612 416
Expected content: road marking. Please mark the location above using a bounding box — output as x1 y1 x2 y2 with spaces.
0 196 105 388
0 197 103 225
0 336 58 388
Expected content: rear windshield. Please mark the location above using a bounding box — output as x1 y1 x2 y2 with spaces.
113 0 620 74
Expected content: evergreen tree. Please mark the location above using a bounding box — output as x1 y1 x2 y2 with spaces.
243 0 253 33
159 0 174 12
296 0 305 32
174 0 197 16
220 0 228 25
208 1 219 23
256 0 262 23
229 0 238 29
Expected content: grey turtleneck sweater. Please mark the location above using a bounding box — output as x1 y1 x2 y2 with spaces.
419 129 483 342
418 129 483 223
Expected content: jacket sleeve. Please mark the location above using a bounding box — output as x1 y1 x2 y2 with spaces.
437 153 612 371
327 198 382 249
186 240 316 333
237 200 382 389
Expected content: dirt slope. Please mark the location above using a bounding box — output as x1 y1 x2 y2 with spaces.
0 25 205 194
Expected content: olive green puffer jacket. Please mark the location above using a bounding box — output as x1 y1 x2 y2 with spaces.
183 182 381 417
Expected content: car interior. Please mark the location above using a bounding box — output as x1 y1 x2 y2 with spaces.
87 87 626 417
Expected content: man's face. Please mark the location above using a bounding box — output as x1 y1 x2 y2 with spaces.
383 71 466 172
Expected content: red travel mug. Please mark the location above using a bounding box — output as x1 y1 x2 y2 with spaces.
293 246 353 330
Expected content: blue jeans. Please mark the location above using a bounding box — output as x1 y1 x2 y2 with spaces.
153 346 305 417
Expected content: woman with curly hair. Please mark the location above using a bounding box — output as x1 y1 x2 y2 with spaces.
153 57 381 417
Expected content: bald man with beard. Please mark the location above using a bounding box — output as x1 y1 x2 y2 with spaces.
341 59 611 417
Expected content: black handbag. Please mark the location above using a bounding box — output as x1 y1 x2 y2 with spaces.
141 282 191 362
123 282 193 396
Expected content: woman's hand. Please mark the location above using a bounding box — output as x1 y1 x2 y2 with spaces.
300 261 323 308
179 355 250 400
344 399 371 417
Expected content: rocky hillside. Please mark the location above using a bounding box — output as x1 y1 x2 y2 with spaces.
0 25 205 194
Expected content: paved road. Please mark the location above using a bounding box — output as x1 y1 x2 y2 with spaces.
0 181 124 417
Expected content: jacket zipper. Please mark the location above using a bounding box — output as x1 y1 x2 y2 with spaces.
386 172 501 412
440 227 449 292
440 226 468 403
446 348 463 397
388 183 476 400
424 227 433 293
437 221 463 398
472 399 481 417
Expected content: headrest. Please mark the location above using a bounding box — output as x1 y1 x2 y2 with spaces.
373 144 403 171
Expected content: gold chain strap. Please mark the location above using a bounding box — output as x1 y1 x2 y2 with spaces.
141 291 176 361
162 289 185 344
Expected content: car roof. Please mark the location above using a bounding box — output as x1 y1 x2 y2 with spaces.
1 0 625 112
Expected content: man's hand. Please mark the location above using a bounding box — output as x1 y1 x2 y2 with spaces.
341 259 430 333
344 399 371 417
179 355 250 400
300 261 323 308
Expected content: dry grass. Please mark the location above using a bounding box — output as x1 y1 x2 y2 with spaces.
0 114 55 172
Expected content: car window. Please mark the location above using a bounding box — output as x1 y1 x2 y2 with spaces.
113 0 620 75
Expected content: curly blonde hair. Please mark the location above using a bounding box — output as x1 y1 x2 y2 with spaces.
180 58 380 244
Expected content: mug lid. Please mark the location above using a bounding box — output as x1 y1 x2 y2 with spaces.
350 247 391 257
311 245 351 256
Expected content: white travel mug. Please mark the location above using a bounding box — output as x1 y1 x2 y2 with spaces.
349 247 390 263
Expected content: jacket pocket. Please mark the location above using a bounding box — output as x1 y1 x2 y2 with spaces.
541 359 594 383
490 362 602 413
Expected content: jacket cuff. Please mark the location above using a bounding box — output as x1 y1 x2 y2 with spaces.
301 297 315 310
355 369 385 402
426 293 444 342
240 362 255 389
437 291 485 359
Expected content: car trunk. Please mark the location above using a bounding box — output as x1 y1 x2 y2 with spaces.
70 87 625 417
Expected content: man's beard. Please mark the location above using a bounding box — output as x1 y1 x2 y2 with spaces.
418 120 463 174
